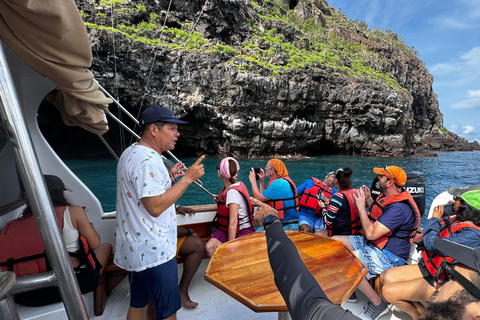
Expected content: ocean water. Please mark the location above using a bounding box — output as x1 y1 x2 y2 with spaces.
64 150 480 226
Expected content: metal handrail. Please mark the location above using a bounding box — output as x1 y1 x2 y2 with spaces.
0 43 88 319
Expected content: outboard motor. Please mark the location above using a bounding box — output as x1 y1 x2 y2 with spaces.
370 171 426 216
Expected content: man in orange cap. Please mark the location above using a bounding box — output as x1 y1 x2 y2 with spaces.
248 159 299 230
332 165 421 320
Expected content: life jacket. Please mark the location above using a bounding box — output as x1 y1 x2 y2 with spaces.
265 176 299 220
214 182 254 233
327 189 361 236
298 177 334 214
365 191 421 250
0 206 100 277
415 216 480 278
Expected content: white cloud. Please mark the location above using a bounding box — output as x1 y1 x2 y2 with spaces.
463 125 475 134
449 125 478 142
452 90 480 109
449 125 460 132
430 47 480 87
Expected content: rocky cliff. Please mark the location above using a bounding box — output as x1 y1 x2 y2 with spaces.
76 0 479 157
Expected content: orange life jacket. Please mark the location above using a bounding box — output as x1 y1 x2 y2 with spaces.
215 182 254 233
366 191 421 249
415 216 480 278
327 189 362 236
298 177 333 214
0 206 100 277
265 176 299 220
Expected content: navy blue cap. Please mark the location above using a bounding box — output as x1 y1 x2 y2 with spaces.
140 106 188 125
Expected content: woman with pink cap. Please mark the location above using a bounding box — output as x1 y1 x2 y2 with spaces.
206 157 255 257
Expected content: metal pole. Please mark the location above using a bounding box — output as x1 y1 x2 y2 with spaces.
0 44 88 319
11 272 57 295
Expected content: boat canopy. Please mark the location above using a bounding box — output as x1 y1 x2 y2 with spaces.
0 0 112 134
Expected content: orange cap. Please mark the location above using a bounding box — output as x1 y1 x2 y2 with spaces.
373 166 407 187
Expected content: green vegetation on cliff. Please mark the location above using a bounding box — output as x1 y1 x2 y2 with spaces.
83 0 419 90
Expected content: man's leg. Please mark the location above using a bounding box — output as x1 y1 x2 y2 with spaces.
137 260 181 320
330 235 355 251
380 263 423 285
382 277 434 320
128 305 148 320
178 234 205 308
381 264 435 319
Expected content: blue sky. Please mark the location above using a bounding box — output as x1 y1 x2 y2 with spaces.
327 0 480 142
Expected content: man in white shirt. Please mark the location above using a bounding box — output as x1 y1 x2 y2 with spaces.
115 106 204 320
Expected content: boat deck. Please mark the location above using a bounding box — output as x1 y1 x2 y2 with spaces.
92 259 412 320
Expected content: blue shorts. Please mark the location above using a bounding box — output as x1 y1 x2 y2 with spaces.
349 235 406 280
128 258 181 319
298 212 325 231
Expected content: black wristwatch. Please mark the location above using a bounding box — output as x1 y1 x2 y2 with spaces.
263 215 281 228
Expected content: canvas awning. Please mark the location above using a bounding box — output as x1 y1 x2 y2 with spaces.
0 0 112 134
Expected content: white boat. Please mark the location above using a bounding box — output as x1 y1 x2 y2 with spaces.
0 1 452 319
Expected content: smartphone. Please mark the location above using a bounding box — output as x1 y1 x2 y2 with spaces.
317 192 327 202
442 202 454 217
254 167 261 180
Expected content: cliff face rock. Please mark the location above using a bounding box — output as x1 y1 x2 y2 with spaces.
78 0 479 157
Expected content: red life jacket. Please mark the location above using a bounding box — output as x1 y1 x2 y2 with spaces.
416 216 480 278
265 176 299 220
215 182 254 233
0 206 100 277
298 177 334 214
366 191 421 249
327 189 361 236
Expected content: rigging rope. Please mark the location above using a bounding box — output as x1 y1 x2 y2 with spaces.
88 0 215 198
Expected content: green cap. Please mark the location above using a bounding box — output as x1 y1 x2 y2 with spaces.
462 190 480 211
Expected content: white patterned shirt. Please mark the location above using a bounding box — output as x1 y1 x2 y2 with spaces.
114 144 177 271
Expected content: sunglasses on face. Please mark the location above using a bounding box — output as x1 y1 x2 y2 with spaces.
384 165 398 186
435 261 480 299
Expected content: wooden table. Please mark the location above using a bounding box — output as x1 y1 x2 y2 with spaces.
205 232 367 317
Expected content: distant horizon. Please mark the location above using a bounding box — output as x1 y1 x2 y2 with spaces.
327 0 480 143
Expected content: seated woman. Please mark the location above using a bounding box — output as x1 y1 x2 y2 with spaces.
316 167 361 237
10 175 112 306
206 157 254 257
380 186 480 320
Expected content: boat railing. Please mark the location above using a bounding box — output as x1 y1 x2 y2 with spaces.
0 43 89 319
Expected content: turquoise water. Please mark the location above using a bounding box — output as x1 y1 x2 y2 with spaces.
65 150 480 225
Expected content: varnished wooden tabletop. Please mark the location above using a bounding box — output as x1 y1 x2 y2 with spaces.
205 231 367 312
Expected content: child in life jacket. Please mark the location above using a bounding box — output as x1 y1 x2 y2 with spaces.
206 157 254 257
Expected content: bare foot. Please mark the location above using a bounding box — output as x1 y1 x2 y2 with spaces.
180 292 198 308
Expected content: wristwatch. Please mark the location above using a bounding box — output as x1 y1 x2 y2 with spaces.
263 215 280 228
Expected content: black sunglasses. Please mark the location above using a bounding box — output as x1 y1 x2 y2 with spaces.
435 261 480 299
216 166 219 171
